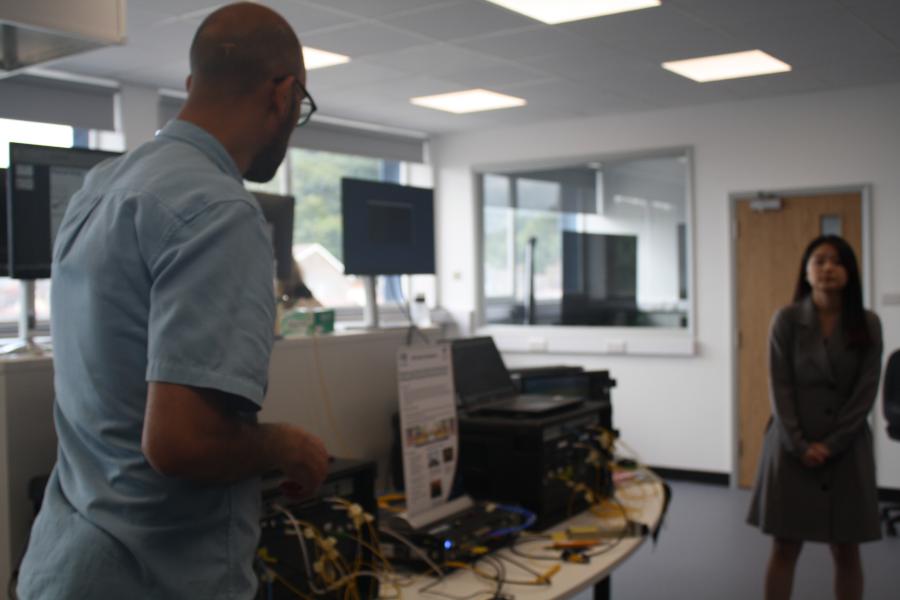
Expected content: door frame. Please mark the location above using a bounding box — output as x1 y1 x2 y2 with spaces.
728 184 872 487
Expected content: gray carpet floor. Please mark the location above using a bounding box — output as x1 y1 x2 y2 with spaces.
571 480 899 600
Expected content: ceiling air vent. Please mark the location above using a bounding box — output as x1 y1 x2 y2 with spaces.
1 0 125 74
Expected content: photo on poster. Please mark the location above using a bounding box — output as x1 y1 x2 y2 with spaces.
397 344 459 518
430 479 443 499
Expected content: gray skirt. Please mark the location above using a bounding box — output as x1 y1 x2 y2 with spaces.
747 420 881 543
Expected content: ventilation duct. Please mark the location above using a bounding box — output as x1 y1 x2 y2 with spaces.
1 0 125 74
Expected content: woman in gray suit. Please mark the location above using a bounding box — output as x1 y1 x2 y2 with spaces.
748 235 882 600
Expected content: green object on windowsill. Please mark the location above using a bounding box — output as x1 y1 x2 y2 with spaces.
279 307 335 337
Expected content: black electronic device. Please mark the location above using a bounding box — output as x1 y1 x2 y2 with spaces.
6 143 120 279
257 458 378 599
381 500 527 569
561 231 638 326
457 401 614 530
340 177 435 276
253 192 295 282
0 168 7 276
451 337 584 416
512 367 616 431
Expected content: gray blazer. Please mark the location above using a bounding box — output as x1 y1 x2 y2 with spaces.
747 297 883 543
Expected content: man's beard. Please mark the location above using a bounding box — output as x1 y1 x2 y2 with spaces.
244 108 295 183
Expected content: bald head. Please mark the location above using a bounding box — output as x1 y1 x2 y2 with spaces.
189 2 303 97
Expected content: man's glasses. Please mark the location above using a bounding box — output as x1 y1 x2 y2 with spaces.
275 76 317 127
294 80 316 127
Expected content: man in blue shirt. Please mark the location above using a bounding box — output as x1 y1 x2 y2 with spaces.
17 3 328 598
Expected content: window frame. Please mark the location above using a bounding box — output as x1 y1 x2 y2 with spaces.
474 146 697 357
275 147 435 326
0 127 432 339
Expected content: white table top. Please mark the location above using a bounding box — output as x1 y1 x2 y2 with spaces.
381 469 667 600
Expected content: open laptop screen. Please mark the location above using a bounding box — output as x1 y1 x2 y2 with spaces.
450 337 517 407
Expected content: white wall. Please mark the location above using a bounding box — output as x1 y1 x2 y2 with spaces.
430 83 900 487
260 329 438 490
115 83 161 151
0 357 57 592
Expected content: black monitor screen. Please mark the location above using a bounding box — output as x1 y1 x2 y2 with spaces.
0 168 7 277
253 192 295 282
7 143 120 280
519 373 590 398
341 178 435 275
450 337 517 406
562 231 637 301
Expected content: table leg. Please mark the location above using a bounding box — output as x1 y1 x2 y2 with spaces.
594 576 610 600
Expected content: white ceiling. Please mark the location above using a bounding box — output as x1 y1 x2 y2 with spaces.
44 0 900 135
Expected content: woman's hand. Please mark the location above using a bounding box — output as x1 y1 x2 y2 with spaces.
801 442 831 468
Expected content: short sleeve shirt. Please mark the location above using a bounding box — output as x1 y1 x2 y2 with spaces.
17 120 276 599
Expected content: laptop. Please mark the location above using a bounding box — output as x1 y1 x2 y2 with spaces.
450 337 585 416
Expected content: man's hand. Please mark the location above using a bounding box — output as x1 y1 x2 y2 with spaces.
143 382 330 487
273 424 329 497
801 442 831 468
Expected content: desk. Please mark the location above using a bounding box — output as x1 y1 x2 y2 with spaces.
0 327 437 592
0 355 56 592
385 471 666 600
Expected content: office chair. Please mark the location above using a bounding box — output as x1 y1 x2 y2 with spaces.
882 349 900 536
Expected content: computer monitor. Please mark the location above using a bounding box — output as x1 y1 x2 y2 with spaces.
7 143 120 280
252 192 295 282
561 231 638 325
0 168 7 277
341 178 435 276
449 337 517 408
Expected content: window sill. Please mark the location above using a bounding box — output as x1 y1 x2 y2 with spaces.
477 324 696 357
277 324 440 348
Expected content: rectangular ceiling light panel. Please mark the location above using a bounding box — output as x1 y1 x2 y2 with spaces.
303 47 350 70
485 0 661 24
662 50 791 82
410 88 527 114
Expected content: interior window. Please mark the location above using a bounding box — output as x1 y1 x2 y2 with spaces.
481 152 691 328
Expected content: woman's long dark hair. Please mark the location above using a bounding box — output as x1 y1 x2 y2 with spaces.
793 235 871 347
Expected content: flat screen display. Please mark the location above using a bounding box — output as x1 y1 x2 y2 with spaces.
0 168 7 277
253 192 295 282
341 178 435 276
7 143 120 280
450 337 517 406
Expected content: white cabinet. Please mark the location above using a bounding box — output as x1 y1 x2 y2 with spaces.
0 356 56 592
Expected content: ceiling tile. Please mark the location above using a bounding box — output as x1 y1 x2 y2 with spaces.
366 43 508 78
123 62 190 91
19 0 900 135
380 0 535 42
324 76 464 103
502 78 658 116
300 22 432 57
463 26 597 61
845 2 900 49
806 55 900 88
669 0 846 27
306 61 406 91
521 46 656 90
297 0 457 20
258 1 359 35
717 8 897 67
439 62 550 89
717 67 830 99
562 4 743 62
141 1 225 17
125 5 174 28
47 44 177 78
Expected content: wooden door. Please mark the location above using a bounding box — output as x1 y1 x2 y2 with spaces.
736 192 862 488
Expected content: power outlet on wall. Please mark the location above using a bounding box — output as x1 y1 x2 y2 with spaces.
882 292 900 306
606 339 627 354
527 337 548 352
